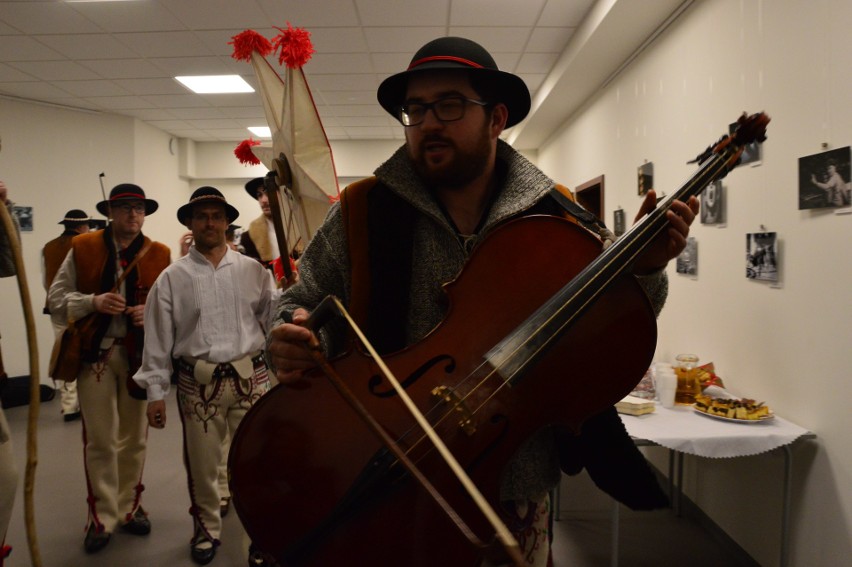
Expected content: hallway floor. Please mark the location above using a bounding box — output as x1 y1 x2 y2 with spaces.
4 394 753 566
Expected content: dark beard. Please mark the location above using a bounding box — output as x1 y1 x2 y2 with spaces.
409 127 492 190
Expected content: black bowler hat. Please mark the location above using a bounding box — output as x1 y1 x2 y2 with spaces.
245 177 265 200
377 36 531 128
58 209 93 227
96 183 159 216
177 186 240 224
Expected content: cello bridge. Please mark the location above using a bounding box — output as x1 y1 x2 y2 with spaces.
431 386 476 436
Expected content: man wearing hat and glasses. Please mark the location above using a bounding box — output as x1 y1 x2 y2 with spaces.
42 209 95 421
48 184 170 553
266 37 699 565
133 187 278 565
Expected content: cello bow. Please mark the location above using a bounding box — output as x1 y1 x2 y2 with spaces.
303 295 525 566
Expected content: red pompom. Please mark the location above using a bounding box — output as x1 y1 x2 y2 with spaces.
234 139 261 165
272 23 314 68
229 30 273 62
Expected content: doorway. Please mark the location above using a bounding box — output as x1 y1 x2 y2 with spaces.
574 175 605 222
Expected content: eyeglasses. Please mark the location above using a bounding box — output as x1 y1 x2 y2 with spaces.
398 96 489 126
112 203 145 214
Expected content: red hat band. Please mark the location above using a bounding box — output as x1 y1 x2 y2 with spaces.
408 55 485 71
110 192 146 201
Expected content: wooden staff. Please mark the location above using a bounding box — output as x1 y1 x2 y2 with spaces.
0 193 42 566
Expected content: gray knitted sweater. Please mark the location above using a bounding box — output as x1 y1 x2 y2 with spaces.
270 140 668 501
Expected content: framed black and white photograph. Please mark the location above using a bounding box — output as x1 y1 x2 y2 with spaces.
637 161 653 196
12 205 33 231
729 121 762 167
613 208 625 236
700 180 725 225
676 236 697 276
798 146 851 210
746 232 778 282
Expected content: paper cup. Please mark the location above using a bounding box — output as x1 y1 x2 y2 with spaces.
656 371 677 408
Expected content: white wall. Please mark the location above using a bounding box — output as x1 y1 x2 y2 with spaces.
538 1 851 565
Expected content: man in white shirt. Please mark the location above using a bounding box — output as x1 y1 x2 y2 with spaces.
134 186 278 565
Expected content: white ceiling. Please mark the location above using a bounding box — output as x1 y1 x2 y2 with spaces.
0 0 689 149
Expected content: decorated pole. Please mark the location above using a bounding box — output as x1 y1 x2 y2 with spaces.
0 190 42 566
230 24 340 273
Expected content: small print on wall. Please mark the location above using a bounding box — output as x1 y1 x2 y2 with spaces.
12 206 33 231
798 146 851 210
729 122 762 167
700 180 725 225
676 236 697 276
637 162 653 196
613 208 625 236
746 232 778 282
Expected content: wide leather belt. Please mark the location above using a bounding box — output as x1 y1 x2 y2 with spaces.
182 351 261 385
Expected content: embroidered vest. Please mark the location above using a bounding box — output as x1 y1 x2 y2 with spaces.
71 230 170 362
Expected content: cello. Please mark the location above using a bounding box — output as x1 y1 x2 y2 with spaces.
229 113 769 565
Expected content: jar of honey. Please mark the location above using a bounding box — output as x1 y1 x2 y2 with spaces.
674 354 700 405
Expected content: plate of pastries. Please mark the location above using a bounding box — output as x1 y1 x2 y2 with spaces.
693 394 774 423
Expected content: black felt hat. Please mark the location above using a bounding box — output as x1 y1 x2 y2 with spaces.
96 184 159 216
245 177 265 200
177 186 240 224
377 36 531 128
58 209 93 227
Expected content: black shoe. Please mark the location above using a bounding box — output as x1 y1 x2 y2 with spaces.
248 543 273 567
84 523 111 553
120 507 151 535
191 541 216 565
63 411 81 422
219 496 230 518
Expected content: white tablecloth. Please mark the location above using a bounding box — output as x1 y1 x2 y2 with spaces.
619 403 812 458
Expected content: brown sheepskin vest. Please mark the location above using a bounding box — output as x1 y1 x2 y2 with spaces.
42 232 76 312
72 230 169 299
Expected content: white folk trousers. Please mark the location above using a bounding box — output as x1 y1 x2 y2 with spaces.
78 344 148 533
175 355 270 545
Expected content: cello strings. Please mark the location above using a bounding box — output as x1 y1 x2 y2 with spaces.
330 296 523 553
463 150 736 408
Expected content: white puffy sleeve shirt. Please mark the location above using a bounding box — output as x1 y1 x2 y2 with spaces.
133 246 279 401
